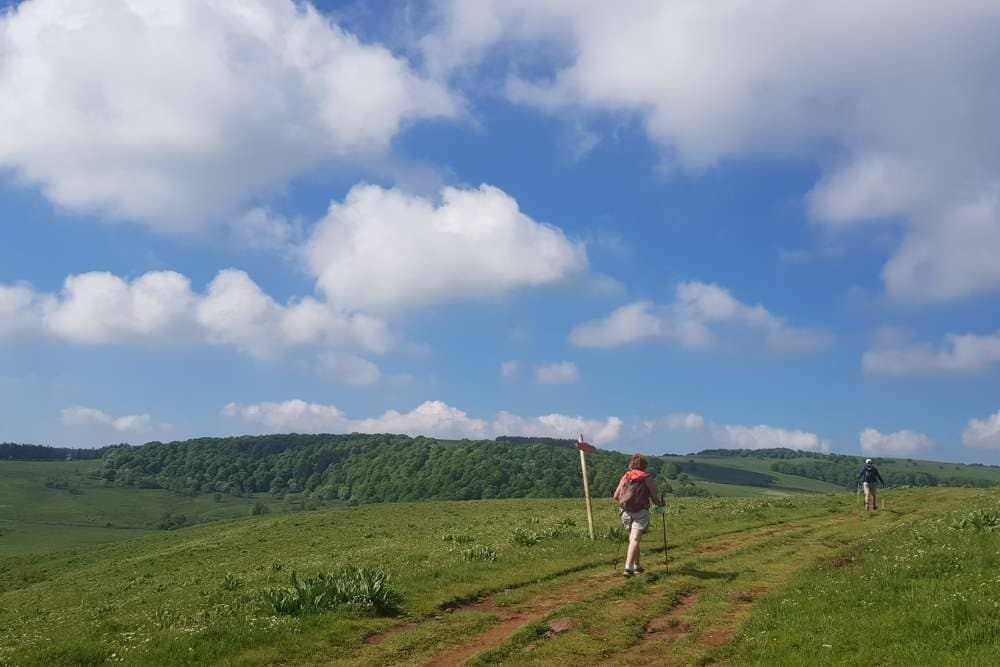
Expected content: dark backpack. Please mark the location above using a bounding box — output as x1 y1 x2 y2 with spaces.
620 477 651 513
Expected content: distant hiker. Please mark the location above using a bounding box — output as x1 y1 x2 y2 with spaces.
858 458 885 511
613 453 665 576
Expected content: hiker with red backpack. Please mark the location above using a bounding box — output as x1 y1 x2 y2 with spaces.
613 453 665 576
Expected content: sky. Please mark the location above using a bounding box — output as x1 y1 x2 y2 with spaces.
1 0 1000 462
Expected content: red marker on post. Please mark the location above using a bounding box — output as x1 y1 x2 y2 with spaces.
576 434 596 540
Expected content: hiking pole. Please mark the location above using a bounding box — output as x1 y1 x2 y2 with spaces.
660 508 668 570
612 509 624 572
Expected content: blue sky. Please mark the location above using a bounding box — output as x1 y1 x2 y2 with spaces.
2 0 999 462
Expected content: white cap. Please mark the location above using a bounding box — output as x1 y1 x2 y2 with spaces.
865 458 873 464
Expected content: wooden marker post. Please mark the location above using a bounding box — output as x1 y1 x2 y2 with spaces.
576 434 596 540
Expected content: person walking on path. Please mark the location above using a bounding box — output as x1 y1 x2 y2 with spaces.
613 454 665 576
858 458 886 511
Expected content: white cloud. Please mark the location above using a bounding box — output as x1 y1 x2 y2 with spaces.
713 425 831 454
425 1 1000 304
0 0 457 233
863 329 1000 376
305 183 587 312
0 269 391 373
492 411 622 445
228 208 303 255
880 191 1000 304
223 399 622 444
0 284 49 339
500 360 520 378
351 401 489 440
570 282 831 353
962 411 1000 450
535 361 580 384
642 411 829 453
61 405 153 433
45 271 197 345
570 301 663 348
222 399 347 433
859 428 934 457
662 413 705 430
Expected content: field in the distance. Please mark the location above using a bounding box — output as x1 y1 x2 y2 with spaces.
0 461 288 555
3 488 999 665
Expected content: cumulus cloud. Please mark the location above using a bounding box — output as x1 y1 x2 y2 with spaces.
222 399 622 444
641 411 830 453
0 0 457 233
860 428 934 457
0 269 391 371
221 399 347 433
0 284 49 339
863 329 1000 376
60 405 154 433
534 361 580 384
305 183 587 312
662 413 706 430
713 425 831 454
425 1 1000 303
570 282 831 353
493 411 622 445
962 411 1000 450
228 208 303 255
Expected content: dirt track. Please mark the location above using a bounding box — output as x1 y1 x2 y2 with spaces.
347 510 870 666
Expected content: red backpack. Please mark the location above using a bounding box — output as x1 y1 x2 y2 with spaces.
619 474 651 513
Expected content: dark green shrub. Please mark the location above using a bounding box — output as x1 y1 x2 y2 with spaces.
511 527 541 546
950 509 1000 532
461 545 499 562
259 566 402 617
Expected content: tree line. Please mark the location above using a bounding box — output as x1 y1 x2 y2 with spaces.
98 433 700 503
771 460 998 489
1 442 106 461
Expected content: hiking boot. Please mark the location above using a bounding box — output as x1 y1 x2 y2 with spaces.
622 569 635 577
633 565 645 574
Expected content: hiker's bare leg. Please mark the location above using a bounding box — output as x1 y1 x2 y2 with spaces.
625 524 643 569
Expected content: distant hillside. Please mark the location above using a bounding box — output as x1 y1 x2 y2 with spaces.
107 434 617 502
691 448 1000 489
1 442 106 461
100 434 722 503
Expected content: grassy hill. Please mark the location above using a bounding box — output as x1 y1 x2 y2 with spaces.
0 461 287 555
7 438 1000 560
690 449 1000 489
2 488 998 665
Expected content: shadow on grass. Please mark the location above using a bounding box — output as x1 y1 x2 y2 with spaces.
674 565 737 581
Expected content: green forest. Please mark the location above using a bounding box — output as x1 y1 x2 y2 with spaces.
14 437 1000 508
1 442 107 461
98 434 700 503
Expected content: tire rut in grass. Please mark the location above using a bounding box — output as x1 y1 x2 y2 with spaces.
616 515 855 666
359 514 850 666
420 571 632 667
429 520 832 665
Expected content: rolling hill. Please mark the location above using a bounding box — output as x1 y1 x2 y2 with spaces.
2 489 998 665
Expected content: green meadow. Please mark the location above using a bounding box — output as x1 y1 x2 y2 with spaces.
2 485 998 665
0 461 286 555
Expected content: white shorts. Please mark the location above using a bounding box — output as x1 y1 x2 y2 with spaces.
620 508 650 534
